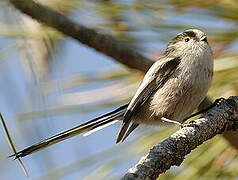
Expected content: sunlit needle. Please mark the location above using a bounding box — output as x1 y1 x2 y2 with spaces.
0 113 29 177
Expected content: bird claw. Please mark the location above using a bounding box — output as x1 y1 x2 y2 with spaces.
213 97 226 106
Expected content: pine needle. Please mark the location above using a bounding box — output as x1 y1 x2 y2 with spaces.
0 113 29 177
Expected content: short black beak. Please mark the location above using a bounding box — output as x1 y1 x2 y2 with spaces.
201 36 208 43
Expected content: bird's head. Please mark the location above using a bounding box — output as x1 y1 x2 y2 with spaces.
164 29 212 57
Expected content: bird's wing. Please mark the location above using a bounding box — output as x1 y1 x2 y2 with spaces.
116 56 181 143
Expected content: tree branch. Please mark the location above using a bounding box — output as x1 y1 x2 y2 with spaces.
122 96 238 180
9 0 154 72
198 97 238 148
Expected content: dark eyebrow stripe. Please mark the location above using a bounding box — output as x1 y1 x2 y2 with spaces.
183 31 196 37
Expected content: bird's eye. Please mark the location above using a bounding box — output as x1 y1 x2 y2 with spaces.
185 37 190 42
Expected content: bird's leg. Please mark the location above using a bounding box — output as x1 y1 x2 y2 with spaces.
162 117 200 129
182 97 225 122
162 98 226 128
161 117 183 127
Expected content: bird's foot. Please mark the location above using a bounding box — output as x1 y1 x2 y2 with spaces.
161 117 183 127
182 97 226 122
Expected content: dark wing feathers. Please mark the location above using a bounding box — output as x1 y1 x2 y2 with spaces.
116 57 181 143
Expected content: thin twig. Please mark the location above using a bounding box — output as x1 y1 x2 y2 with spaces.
0 113 29 177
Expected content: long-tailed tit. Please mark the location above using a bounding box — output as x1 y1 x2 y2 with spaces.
11 29 213 158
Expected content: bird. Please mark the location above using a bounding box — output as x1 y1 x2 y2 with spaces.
10 29 213 159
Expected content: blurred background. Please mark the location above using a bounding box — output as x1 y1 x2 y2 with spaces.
0 0 238 179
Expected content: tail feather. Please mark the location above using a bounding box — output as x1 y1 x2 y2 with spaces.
9 104 128 159
121 123 139 143
116 121 130 143
83 120 118 136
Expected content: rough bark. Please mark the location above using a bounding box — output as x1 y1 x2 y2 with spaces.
9 0 154 72
122 96 238 180
198 97 238 148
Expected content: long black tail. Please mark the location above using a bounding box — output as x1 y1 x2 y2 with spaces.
10 104 128 159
